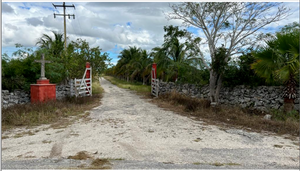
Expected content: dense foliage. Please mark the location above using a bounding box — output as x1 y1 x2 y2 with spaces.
2 32 111 91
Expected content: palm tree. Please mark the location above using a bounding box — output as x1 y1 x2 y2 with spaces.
251 30 299 112
129 50 153 85
36 31 64 57
117 46 141 82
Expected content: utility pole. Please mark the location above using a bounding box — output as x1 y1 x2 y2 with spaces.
52 2 75 50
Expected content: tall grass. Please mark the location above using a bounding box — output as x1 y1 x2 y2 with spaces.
104 76 151 93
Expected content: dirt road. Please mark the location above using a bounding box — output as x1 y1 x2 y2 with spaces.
2 78 299 169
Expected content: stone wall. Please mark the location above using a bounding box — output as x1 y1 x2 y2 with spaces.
158 81 300 112
56 79 76 99
2 80 77 108
2 90 31 108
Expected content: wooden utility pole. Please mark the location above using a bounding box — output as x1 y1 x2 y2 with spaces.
52 2 75 50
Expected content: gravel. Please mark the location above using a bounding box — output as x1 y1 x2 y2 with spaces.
2 77 299 169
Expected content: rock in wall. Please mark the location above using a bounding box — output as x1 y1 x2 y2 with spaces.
158 81 300 112
2 79 77 108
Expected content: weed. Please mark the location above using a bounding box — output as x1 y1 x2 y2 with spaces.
212 162 224 166
92 80 104 95
274 144 283 148
67 151 92 160
154 91 299 136
193 162 201 165
42 140 52 144
193 138 202 142
13 131 34 138
13 133 24 138
2 135 9 139
89 158 112 169
159 91 210 112
271 109 299 122
2 91 102 131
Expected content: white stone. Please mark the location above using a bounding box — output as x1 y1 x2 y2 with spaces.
263 114 272 120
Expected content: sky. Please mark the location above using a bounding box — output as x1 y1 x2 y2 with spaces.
1 1 299 65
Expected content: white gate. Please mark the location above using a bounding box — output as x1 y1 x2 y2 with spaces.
151 67 159 97
74 67 92 97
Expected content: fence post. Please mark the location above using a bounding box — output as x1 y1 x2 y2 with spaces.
86 62 91 96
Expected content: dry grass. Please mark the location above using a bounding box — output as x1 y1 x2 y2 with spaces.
67 151 92 160
2 94 102 131
88 158 112 169
13 131 35 138
67 151 113 170
153 91 299 137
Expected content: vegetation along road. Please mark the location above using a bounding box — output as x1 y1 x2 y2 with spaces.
2 78 299 169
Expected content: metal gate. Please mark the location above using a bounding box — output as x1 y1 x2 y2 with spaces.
74 67 92 97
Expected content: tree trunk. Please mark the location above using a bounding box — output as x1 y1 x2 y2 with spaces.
209 69 222 104
143 76 146 85
215 74 223 104
283 98 294 113
209 70 216 102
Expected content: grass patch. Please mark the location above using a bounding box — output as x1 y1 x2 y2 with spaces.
92 78 104 95
154 91 299 136
274 144 283 148
2 135 9 139
67 151 92 160
104 76 151 93
2 92 102 131
89 158 112 169
13 131 35 138
42 140 52 144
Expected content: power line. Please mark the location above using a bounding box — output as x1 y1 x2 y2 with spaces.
52 2 75 50
74 9 83 39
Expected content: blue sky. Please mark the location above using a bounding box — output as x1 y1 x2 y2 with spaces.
2 1 299 65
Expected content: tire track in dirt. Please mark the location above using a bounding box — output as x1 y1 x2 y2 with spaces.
2 77 299 169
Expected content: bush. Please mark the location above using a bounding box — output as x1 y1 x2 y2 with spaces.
271 109 299 121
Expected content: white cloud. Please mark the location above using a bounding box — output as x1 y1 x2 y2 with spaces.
2 1 299 62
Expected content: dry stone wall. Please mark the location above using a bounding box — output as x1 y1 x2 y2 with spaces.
2 90 30 108
2 80 77 108
158 81 300 112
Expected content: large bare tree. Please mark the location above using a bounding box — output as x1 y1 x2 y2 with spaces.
168 2 291 104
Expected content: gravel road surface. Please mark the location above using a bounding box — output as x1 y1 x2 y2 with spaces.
2 78 299 169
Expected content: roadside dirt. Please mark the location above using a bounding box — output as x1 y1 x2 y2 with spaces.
2 78 299 169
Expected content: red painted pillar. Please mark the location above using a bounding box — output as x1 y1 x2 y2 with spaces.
152 63 157 79
30 79 56 103
86 62 91 95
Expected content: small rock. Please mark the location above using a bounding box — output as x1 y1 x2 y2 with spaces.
148 128 154 133
264 114 272 120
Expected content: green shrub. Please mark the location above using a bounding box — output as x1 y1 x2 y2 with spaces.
271 109 299 121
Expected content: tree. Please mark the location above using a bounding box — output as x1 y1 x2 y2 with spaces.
116 46 142 82
151 25 203 82
168 2 291 104
251 29 299 112
66 38 111 79
36 31 64 57
129 49 153 85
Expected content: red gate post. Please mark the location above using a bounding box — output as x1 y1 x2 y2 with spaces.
152 63 157 79
86 62 91 95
